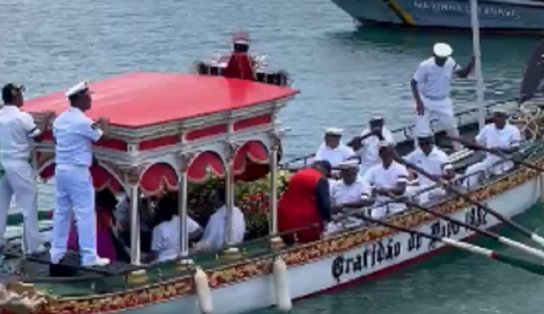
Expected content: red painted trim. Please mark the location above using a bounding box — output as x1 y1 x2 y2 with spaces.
185 124 227 141
233 114 272 131
138 135 180 151
95 138 128 151
296 220 510 300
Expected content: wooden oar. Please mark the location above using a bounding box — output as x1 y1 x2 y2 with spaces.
355 214 544 277
394 195 544 260
395 155 544 248
447 135 544 173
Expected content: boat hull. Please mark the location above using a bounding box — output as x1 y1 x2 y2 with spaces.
331 0 544 32
117 173 541 314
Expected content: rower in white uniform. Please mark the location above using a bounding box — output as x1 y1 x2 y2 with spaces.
462 107 521 189
50 81 110 267
405 133 455 203
348 116 394 177
330 160 373 213
411 43 475 151
363 142 409 218
314 128 355 168
0 84 53 254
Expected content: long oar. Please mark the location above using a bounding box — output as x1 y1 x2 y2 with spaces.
393 194 544 260
447 135 544 173
395 155 544 248
354 213 544 277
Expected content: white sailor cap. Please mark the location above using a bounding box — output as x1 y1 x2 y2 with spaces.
416 131 434 140
65 81 92 98
491 106 509 115
325 127 343 136
338 159 359 170
433 43 453 58
370 116 384 122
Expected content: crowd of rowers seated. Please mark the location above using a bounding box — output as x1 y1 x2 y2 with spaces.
278 110 522 243
73 186 246 265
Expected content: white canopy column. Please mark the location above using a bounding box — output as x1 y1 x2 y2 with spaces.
177 153 192 268
269 133 284 249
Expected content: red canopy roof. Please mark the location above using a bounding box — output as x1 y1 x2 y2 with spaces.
24 72 299 128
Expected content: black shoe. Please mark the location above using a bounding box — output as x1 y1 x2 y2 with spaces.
49 256 78 277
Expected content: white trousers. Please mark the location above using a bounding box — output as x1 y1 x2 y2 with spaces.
415 96 461 149
50 166 98 265
0 161 41 253
462 157 514 190
371 200 406 219
410 184 446 204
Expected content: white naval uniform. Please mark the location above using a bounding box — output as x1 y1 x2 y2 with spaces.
151 215 200 262
331 179 371 206
50 107 103 265
405 146 452 203
355 127 394 177
463 123 521 189
363 161 408 219
413 57 461 137
0 105 42 253
201 205 246 251
314 143 355 168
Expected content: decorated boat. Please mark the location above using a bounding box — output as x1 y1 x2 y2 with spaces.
332 0 544 33
2 43 544 314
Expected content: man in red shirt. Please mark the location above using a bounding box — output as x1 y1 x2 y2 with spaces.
223 31 256 81
278 160 332 244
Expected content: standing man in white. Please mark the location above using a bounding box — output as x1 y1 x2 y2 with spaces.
50 81 110 267
0 84 52 254
411 43 474 151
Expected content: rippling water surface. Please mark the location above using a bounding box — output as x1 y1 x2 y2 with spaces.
1 0 544 313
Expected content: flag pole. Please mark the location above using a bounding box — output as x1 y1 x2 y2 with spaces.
470 0 486 130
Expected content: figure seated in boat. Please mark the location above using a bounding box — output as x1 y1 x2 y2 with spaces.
193 187 246 252
277 160 332 244
222 31 257 81
192 31 291 86
147 194 202 263
405 133 455 204
330 160 373 214
314 128 355 170
329 160 374 230
462 107 521 189
67 190 126 263
113 195 158 260
347 116 394 178
362 142 409 219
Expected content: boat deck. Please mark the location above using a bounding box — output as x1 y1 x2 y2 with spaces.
6 239 272 297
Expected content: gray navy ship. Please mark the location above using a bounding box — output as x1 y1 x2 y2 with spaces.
332 0 544 33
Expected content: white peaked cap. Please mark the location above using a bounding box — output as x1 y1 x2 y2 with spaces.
416 130 434 138
65 81 92 98
433 43 453 58
338 159 360 169
492 106 509 115
325 127 343 136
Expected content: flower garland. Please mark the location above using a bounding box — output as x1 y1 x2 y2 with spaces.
187 170 292 239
